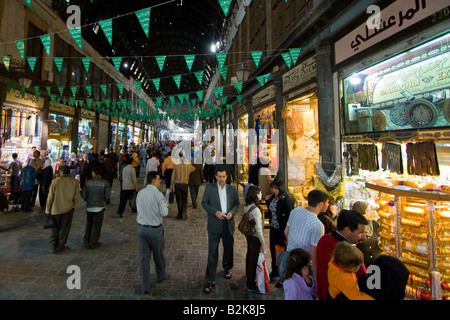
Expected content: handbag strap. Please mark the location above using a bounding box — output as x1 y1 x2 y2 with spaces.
245 205 256 215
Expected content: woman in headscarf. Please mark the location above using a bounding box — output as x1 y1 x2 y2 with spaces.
351 201 380 267
39 159 53 209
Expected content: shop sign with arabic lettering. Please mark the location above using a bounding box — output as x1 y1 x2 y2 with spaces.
335 0 448 65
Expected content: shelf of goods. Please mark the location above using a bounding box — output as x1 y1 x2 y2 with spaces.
366 180 450 300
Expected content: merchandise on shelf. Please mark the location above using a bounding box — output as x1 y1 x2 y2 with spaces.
366 179 450 300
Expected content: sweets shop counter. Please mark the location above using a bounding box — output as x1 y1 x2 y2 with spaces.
366 180 450 300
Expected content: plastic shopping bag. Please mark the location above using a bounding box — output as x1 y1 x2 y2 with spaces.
256 252 270 294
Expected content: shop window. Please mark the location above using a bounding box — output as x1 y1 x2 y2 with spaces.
340 32 450 134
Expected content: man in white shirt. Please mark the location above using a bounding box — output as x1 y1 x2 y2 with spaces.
136 171 168 294
284 190 329 278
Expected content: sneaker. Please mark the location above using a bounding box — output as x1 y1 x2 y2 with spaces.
203 281 215 294
225 269 232 279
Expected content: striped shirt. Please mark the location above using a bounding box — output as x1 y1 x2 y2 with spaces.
171 162 196 185
136 185 168 226
286 207 325 253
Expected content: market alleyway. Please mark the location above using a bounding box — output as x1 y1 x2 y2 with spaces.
0 174 283 300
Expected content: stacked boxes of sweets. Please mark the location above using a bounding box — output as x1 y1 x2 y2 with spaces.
376 193 396 256
434 203 450 300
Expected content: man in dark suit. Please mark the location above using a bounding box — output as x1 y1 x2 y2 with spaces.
201 169 240 294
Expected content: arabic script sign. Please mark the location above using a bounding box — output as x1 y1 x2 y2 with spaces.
335 0 448 65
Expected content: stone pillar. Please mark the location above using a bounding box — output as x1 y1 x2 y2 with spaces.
71 105 80 154
316 41 339 174
40 96 50 151
273 73 288 185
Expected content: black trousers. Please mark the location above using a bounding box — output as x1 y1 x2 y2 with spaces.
245 235 261 288
205 221 234 282
174 183 189 219
189 184 200 208
117 189 135 216
84 209 105 247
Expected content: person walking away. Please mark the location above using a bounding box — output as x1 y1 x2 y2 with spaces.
201 169 240 294
45 165 80 253
316 209 369 300
1 153 22 205
145 151 160 185
161 151 175 203
66 152 79 179
117 156 138 217
326 241 374 300
171 154 195 220
39 159 53 209
242 185 265 294
264 179 293 283
284 190 328 284
189 157 204 209
137 171 169 294
20 164 36 212
101 154 117 203
81 165 110 249
283 248 317 300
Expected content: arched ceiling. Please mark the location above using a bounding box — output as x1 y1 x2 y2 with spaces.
52 0 232 113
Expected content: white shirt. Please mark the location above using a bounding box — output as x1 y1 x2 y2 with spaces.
146 157 160 173
136 185 168 226
217 183 227 214
286 207 324 252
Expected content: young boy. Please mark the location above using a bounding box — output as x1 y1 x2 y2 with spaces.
327 241 374 300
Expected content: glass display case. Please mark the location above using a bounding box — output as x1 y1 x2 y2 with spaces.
366 179 450 300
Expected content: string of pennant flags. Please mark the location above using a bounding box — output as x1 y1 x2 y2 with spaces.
5 0 296 121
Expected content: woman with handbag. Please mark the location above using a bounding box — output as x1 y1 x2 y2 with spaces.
265 179 293 286
243 185 265 294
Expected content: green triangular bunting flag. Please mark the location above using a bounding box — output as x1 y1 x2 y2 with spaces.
251 51 263 69
40 34 51 56
135 8 151 38
111 57 122 72
53 57 64 72
71 86 77 96
116 82 124 95
173 75 181 89
184 54 195 72
34 86 40 101
85 85 92 97
212 86 224 98
256 72 271 87
234 81 243 94
15 40 25 60
289 48 301 65
98 19 113 46
81 57 91 73
281 52 292 69
196 90 204 101
58 86 64 96
69 27 82 51
27 57 37 72
218 0 231 17
194 70 203 86
218 66 228 81
24 0 32 10
215 53 227 68
155 56 166 72
152 78 160 92
100 84 107 96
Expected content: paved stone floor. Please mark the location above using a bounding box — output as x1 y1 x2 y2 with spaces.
0 174 284 300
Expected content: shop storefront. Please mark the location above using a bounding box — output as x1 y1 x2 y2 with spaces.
1 89 43 191
78 109 95 155
47 102 74 163
281 55 323 207
110 117 119 152
117 121 127 148
236 111 249 182
334 1 450 300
